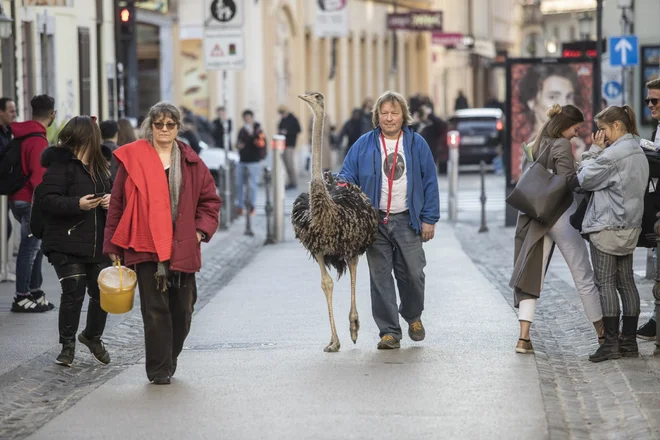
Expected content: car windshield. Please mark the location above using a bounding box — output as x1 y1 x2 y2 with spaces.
455 117 497 132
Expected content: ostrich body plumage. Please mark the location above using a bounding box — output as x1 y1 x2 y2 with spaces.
291 171 379 278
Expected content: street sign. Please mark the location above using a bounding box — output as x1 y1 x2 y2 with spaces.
387 11 443 31
203 29 245 71
315 0 349 37
609 36 639 67
432 33 463 47
204 0 244 28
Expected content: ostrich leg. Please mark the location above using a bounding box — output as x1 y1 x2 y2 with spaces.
316 253 340 352
348 257 360 343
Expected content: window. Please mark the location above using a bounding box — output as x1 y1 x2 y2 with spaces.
78 27 91 116
40 30 55 96
1 37 16 99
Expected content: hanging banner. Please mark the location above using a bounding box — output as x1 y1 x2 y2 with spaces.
315 0 349 37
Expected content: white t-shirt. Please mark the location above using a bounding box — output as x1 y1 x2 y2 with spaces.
379 135 408 213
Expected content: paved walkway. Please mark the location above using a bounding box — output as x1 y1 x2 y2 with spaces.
24 221 547 440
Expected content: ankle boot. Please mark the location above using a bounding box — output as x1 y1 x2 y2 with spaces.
619 315 639 357
589 316 622 363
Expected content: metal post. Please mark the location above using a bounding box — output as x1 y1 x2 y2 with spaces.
222 70 232 229
479 160 488 233
217 165 228 230
646 248 656 280
244 166 254 237
263 167 275 244
447 130 460 222
0 196 8 281
272 134 286 242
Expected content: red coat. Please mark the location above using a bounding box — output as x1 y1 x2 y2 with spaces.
103 141 221 273
9 120 48 203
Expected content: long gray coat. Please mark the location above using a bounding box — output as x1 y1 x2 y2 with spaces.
509 137 580 305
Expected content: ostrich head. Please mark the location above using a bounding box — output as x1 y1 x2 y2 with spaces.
298 92 325 114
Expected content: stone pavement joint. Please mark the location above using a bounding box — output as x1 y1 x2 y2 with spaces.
0 216 267 440
455 223 660 440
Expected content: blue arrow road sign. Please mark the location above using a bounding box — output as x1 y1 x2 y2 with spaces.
609 36 639 67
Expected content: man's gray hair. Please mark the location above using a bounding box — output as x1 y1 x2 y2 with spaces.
371 91 414 129
139 101 182 142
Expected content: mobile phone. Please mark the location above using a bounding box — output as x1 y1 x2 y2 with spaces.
93 192 107 198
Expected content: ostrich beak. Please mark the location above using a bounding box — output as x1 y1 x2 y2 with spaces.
298 94 312 103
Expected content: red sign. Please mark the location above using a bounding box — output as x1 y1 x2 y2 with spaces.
387 11 443 32
432 33 463 47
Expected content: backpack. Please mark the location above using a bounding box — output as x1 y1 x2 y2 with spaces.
0 133 47 195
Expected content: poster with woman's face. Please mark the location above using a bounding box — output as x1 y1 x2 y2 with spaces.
507 60 595 184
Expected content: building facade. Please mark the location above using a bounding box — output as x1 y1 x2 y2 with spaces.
0 0 116 126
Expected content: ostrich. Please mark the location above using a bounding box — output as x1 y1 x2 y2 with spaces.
292 92 379 353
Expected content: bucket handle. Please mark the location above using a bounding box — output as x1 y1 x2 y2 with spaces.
114 258 123 289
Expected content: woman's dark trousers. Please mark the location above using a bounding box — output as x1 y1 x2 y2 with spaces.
136 262 197 381
53 262 109 344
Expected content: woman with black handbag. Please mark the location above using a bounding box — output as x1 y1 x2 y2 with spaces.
577 105 649 362
510 104 603 354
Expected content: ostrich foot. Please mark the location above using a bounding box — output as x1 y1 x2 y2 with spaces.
324 340 341 353
350 318 360 344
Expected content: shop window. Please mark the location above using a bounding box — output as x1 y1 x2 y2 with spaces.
22 22 35 120
78 27 91 116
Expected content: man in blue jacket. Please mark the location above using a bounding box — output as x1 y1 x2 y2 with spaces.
338 91 440 349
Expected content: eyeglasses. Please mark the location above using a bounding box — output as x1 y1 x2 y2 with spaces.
645 98 659 106
152 122 178 131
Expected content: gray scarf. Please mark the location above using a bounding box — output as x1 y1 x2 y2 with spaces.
155 142 182 291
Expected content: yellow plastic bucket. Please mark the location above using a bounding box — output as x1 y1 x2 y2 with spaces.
98 259 137 314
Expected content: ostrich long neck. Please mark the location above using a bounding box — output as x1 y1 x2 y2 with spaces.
311 106 325 183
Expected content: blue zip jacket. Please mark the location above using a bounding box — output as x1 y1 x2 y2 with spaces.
338 126 440 234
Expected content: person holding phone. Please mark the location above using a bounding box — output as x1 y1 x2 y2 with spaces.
577 105 649 362
36 116 114 367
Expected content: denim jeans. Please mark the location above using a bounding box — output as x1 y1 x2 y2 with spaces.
10 201 43 295
366 211 426 339
235 161 261 210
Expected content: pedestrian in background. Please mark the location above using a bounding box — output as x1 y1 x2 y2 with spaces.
277 105 302 190
510 104 603 355
100 120 120 179
637 78 660 341
338 91 440 350
0 97 17 263
117 118 137 146
37 116 113 367
337 108 363 158
578 106 648 363
8 95 56 313
104 102 220 384
212 106 232 149
236 109 266 215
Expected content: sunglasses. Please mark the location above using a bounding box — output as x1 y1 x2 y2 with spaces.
152 122 178 130
645 98 659 106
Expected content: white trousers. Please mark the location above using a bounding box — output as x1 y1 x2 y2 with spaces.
518 201 603 323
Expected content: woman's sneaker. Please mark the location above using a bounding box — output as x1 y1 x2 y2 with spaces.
10 295 49 313
55 342 76 367
637 318 656 341
77 333 111 365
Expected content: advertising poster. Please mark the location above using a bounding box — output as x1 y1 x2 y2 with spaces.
506 58 596 185
315 0 349 37
641 45 660 126
180 39 210 118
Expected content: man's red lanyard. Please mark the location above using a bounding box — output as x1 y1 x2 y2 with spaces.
380 131 402 224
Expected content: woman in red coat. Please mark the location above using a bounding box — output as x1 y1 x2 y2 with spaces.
104 102 221 385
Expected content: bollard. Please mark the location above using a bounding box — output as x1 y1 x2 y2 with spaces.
646 248 656 279
479 160 489 233
272 134 286 242
263 167 275 244
244 166 254 237
217 165 228 230
447 130 460 222
0 196 8 282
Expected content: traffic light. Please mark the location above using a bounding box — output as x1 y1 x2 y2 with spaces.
117 1 135 41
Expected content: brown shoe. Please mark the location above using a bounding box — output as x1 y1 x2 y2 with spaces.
235 207 245 216
377 335 400 350
515 338 534 354
408 320 425 341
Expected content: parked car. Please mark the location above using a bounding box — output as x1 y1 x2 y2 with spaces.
444 108 504 168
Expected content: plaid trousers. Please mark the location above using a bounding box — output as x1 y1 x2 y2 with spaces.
589 245 640 317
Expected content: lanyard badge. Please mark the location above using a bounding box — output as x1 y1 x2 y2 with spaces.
380 131 402 225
